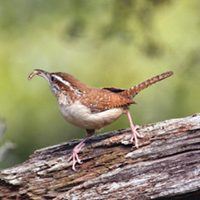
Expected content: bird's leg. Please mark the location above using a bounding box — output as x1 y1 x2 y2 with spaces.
68 139 86 171
125 110 143 148
68 129 94 171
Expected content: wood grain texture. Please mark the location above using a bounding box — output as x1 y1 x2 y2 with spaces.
0 114 200 200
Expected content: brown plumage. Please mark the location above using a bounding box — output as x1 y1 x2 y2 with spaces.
80 88 134 112
28 69 173 171
51 72 88 93
120 71 173 97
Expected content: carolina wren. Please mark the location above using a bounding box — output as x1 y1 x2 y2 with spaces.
28 69 173 170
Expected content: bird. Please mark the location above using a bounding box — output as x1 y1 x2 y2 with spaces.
28 69 173 170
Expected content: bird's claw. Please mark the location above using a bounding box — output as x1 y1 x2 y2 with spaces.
68 142 85 171
130 125 143 148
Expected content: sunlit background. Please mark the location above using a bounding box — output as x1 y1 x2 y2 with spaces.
0 0 199 169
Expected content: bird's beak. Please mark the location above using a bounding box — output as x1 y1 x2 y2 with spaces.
28 69 51 81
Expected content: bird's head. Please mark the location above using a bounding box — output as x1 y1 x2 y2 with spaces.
28 69 80 96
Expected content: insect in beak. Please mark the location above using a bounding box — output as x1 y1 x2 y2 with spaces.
28 69 51 82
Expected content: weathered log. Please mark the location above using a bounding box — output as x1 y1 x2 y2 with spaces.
0 114 200 199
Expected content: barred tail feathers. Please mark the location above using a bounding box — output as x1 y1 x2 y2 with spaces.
120 71 173 98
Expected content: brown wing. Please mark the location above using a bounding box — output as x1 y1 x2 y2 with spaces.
80 88 134 112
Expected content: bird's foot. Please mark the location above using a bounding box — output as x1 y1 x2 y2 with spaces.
68 141 85 171
130 125 143 148
125 111 144 148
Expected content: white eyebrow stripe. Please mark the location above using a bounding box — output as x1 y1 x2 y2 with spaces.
52 74 73 89
52 74 70 86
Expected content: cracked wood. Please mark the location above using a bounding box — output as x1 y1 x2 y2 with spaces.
0 114 200 199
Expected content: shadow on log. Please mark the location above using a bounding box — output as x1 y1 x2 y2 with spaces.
0 114 200 199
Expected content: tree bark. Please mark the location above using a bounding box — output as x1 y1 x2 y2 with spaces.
0 114 200 200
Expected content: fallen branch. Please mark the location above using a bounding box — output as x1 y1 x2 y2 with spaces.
0 114 200 199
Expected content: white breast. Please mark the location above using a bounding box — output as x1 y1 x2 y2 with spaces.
59 101 123 130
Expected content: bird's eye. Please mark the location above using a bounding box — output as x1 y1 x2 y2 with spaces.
51 76 55 81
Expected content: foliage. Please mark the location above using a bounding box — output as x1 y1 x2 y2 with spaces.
0 0 199 168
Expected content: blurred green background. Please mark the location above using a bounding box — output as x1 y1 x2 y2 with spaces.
0 0 199 169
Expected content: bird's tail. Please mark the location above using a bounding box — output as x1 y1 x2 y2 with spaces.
120 71 173 98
